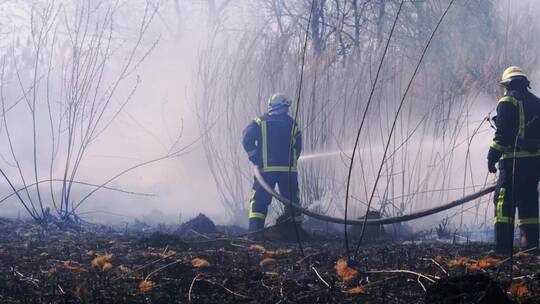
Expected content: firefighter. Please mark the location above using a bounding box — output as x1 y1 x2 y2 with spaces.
488 66 540 253
242 93 303 235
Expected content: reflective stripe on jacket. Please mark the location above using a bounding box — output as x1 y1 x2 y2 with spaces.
242 113 302 172
490 90 540 159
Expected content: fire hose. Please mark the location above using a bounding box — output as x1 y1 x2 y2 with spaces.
254 166 496 225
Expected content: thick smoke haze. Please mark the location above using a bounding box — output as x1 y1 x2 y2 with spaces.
0 1 224 224
0 0 539 233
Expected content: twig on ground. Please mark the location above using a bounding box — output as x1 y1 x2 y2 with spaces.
422 257 448 276
188 273 203 303
11 267 40 287
190 229 211 239
365 269 439 283
311 266 330 288
114 252 176 281
417 276 427 292
203 278 251 299
340 275 400 294
501 247 538 265
229 242 248 249
296 253 318 264
145 259 183 281
512 274 535 280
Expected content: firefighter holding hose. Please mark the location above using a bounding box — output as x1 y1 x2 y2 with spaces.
488 66 540 253
242 93 303 236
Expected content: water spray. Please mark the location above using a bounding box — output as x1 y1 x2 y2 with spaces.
298 149 353 161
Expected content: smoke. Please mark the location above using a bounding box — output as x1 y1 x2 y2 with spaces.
0 0 539 232
0 1 227 224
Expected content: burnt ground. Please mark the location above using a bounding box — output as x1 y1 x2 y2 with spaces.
0 218 538 303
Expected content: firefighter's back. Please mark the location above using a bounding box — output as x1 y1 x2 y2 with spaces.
505 90 540 156
259 113 297 171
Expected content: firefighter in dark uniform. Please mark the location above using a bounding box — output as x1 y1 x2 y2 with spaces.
488 66 540 253
242 94 303 233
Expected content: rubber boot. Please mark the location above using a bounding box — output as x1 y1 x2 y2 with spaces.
494 223 514 255
276 208 308 241
519 224 539 250
248 218 265 241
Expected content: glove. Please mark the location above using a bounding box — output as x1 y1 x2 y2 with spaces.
488 159 497 173
487 147 502 174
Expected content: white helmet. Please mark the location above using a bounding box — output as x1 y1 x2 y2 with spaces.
268 93 291 113
500 66 528 86
268 94 291 107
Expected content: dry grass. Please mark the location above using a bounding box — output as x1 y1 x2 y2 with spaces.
335 259 359 284
91 254 113 268
191 258 210 268
138 280 155 293
259 258 276 268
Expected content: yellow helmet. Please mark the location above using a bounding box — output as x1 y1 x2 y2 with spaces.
501 66 528 85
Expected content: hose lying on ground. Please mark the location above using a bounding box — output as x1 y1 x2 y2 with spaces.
254 166 496 225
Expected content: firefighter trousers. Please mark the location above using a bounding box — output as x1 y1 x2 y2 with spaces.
494 157 540 253
248 171 303 224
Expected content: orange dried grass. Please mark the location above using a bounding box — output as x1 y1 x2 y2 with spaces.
139 280 155 293
508 282 529 298
473 257 501 268
91 254 113 268
336 259 359 284
102 262 113 272
191 258 210 268
259 258 276 267
249 244 267 253
344 287 365 294
447 257 470 267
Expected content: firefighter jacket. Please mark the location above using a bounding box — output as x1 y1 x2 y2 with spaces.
489 89 540 162
242 113 302 172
